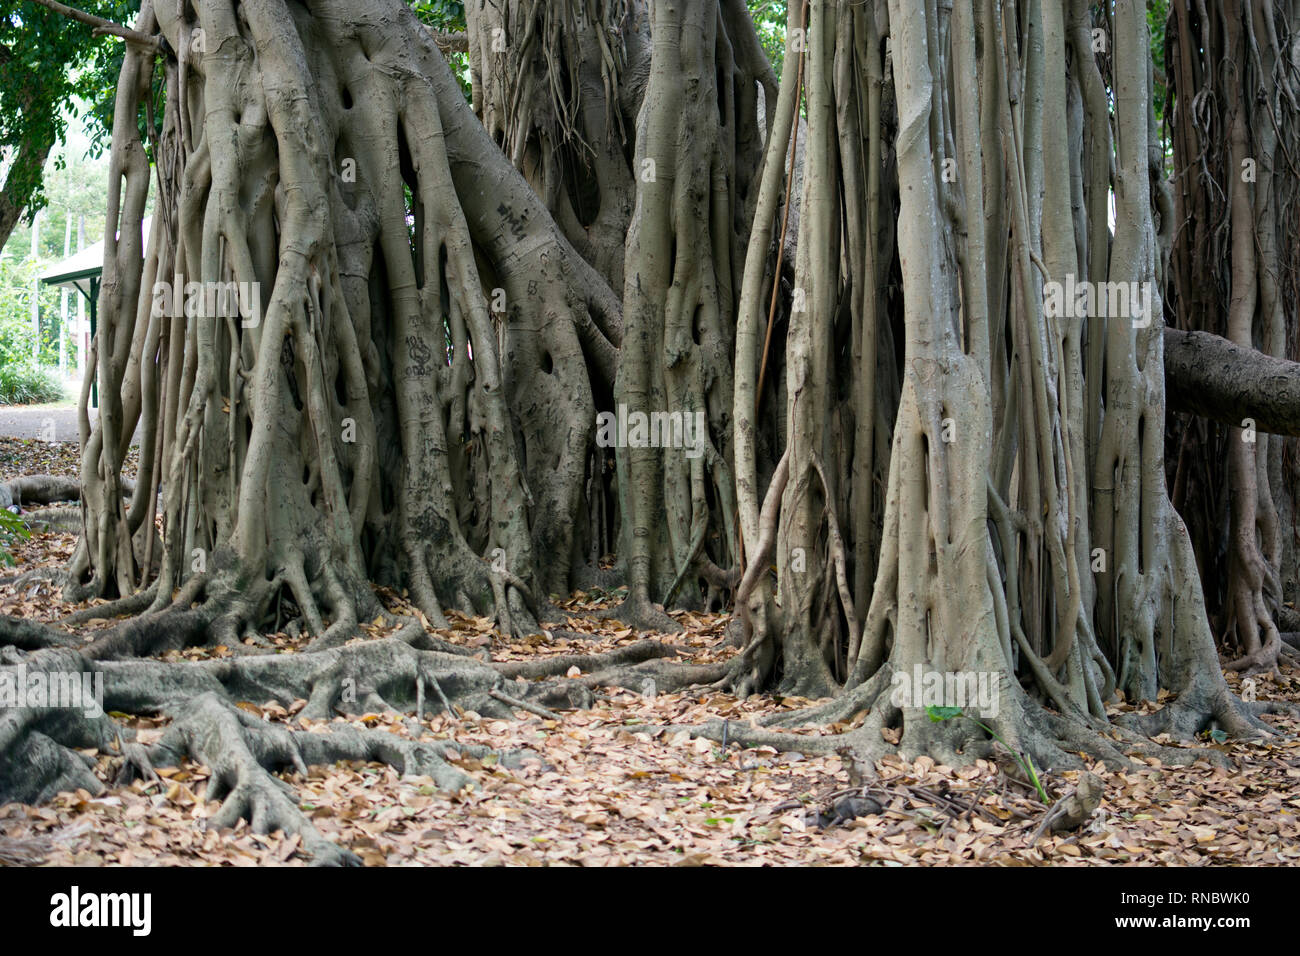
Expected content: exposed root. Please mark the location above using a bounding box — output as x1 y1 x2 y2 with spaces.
117 692 358 866
597 592 683 634
1116 680 1282 741
5 622 714 863
1 475 134 510
0 615 82 652
0 649 121 805
116 692 536 866
16 507 83 535
493 639 678 680
635 667 1273 787
1 567 70 591
1227 635 1285 678
61 583 160 626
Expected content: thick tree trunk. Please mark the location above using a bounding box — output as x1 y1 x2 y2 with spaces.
607 0 770 627
703 0 1274 772
0 137 53 254
0 44 58 254
70 0 624 638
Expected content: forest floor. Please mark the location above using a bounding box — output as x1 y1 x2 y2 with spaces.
2 435 1299 866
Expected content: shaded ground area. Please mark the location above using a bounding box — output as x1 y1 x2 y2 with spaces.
1 439 1298 866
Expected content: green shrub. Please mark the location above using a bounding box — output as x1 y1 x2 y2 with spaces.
0 508 30 567
0 361 65 405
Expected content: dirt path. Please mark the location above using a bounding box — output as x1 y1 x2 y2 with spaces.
0 404 140 444
0 405 85 442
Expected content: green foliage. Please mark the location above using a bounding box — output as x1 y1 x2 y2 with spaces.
0 507 31 566
5 130 111 264
78 1 160 160
747 0 789 78
0 360 65 405
0 253 67 367
410 0 466 30
925 705 1049 803
0 2 142 227
926 705 964 721
3 0 1174 254
409 0 471 101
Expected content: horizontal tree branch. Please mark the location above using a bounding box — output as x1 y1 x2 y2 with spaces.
27 0 165 54
1164 327 1300 437
431 30 469 54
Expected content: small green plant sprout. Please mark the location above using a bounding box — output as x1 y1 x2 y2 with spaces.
925 705 1050 804
0 508 31 567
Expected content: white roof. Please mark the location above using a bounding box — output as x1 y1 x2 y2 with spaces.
38 216 152 296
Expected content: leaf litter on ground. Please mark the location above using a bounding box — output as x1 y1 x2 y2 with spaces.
2 437 1299 866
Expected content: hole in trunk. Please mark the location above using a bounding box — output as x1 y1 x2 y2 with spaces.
562 143 601 229
716 64 728 126
397 122 424 289
334 363 348 407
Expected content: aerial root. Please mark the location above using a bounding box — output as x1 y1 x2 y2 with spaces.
1116 682 1281 742
598 591 684 634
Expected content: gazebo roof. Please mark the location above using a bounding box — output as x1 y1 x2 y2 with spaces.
37 217 152 299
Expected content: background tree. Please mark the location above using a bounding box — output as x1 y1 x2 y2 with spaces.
1164 0 1300 674
716 0 1283 767
0 1 144 253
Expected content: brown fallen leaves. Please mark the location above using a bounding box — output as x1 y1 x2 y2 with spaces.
3 439 1300 865
4 677 1300 866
